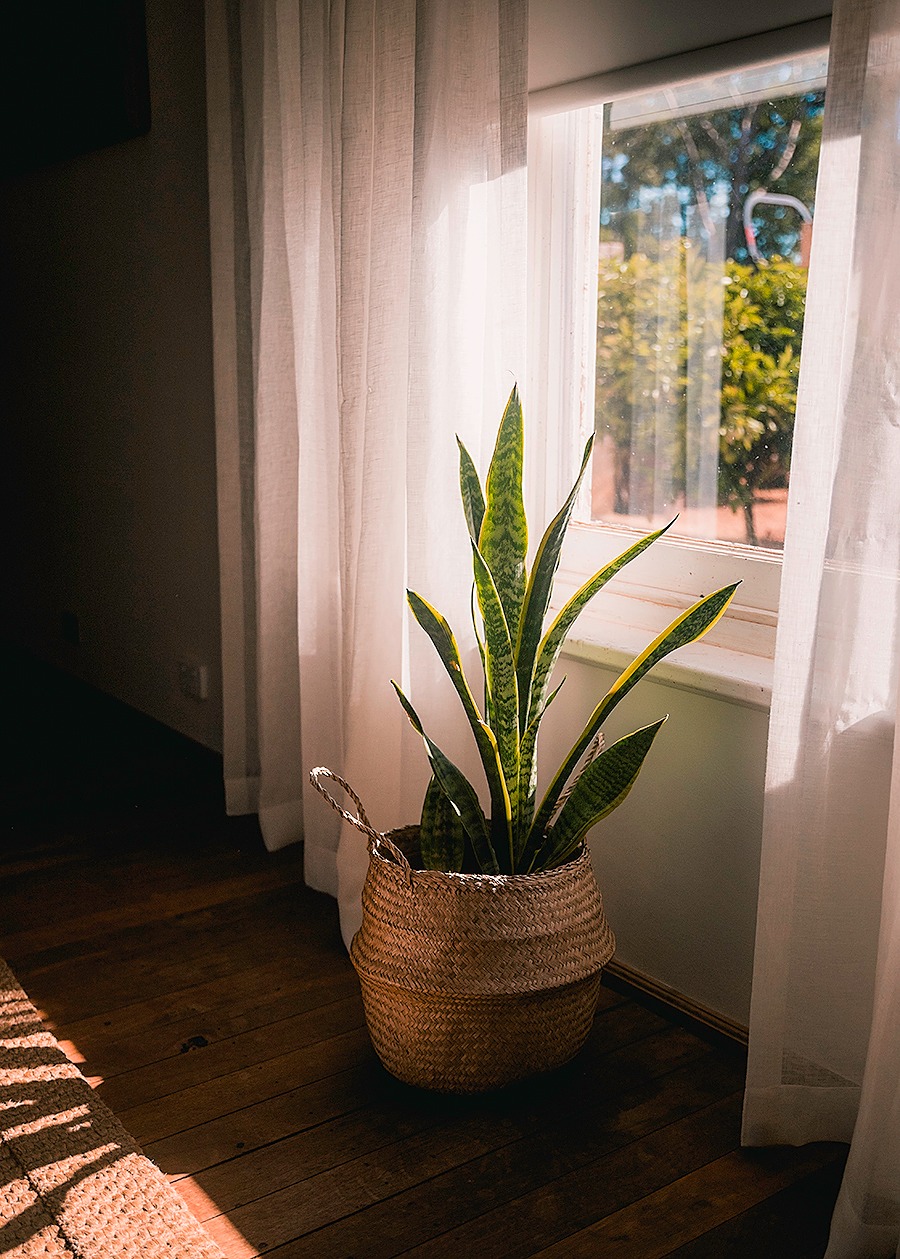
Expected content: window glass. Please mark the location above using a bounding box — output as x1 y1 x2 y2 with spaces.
587 52 826 550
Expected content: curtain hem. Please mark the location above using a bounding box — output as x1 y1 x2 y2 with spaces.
259 799 304 852
224 774 260 816
304 844 338 898
742 1084 859 1147
826 1185 900 1259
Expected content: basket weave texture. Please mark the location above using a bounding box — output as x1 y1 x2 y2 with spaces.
311 768 615 1093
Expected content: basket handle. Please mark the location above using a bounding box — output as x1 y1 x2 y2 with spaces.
308 767 410 868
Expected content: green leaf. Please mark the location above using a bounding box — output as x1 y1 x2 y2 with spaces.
478 385 528 642
526 582 739 858
532 718 667 870
406 589 511 843
471 543 519 867
599 582 739 713
392 682 499 873
420 775 466 872
527 523 674 731
515 436 593 731
515 678 564 868
471 583 493 726
458 438 485 545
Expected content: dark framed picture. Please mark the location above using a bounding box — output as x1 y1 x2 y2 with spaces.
0 1 151 175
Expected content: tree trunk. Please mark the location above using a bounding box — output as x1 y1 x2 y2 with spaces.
726 106 760 260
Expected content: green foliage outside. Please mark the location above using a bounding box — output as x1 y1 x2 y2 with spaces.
595 79 822 544
595 252 807 545
601 93 824 263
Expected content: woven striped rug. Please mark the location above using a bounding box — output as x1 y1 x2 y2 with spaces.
0 958 224 1258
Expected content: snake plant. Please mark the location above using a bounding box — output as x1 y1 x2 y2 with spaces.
393 386 738 875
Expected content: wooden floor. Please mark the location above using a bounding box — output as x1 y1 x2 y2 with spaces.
0 654 847 1257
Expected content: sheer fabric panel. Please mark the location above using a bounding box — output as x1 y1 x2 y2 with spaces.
206 0 527 943
743 0 900 1253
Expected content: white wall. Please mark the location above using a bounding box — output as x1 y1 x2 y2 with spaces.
0 0 221 750
541 661 768 1026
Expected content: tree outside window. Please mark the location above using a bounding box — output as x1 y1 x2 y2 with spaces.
591 55 826 549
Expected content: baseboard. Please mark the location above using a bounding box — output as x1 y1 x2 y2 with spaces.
603 959 749 1048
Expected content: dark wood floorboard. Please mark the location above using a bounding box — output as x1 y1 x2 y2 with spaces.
0 651 847 1257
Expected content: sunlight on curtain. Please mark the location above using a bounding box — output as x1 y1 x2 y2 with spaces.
743 0 900 1253
206 0 527 945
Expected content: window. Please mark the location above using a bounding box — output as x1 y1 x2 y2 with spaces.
527 40 828 696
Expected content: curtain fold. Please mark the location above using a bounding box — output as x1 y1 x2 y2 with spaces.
206 0 527 945
743 0 900 1253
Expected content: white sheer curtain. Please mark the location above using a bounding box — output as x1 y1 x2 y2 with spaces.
743 0 900 1254
205 0 527 945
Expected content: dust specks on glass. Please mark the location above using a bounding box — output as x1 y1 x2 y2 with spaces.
588 51 827 552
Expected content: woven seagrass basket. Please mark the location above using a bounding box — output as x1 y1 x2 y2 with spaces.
311 768 616 1094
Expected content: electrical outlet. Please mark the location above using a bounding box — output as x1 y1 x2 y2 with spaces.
178 661 209 701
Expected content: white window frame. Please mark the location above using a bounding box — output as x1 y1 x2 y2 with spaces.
526 24 830 709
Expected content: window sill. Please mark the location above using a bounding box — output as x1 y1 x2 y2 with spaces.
556 588 774 711
550 525 779 711
561 630 772 710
